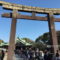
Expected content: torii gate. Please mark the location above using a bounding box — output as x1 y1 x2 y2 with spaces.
0 1 60 60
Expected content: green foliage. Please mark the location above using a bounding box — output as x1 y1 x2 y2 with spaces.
35 31 60 46
0 39 4 44
35 32 50 45
32 42 47 50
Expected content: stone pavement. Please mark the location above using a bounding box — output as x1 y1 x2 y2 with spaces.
4 53 24 60
4 53 7 60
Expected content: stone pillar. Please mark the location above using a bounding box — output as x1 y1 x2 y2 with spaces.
7 10 17 60
47 13 59 53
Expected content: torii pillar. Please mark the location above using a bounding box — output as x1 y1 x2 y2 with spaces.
7 10 17 60
48 13 59 53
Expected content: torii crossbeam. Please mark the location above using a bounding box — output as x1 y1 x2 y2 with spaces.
0 1 60 14
2 13 60 22
0 1 60 60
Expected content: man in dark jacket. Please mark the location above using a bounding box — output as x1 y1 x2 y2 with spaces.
44 50 48 60
1 50 5 60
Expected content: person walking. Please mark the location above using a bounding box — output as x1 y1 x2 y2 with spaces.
0 50 2 60
1 50 5 60
56 50 60 60
35 48 40 60
32 50 36 60
44 50 48 60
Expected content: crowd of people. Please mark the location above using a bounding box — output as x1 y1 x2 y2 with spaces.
0 47 60 60
15 48 44 60
15 47 60 60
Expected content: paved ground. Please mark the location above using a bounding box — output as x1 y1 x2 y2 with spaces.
4 54 24 60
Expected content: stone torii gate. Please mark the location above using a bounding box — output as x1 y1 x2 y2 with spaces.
0 1 60 60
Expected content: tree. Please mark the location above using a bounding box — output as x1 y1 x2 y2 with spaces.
32 42 47 50
0 39 4 44
35 32 50 45
35 31 60 46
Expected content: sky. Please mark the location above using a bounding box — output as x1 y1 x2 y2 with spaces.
0 0 60 42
